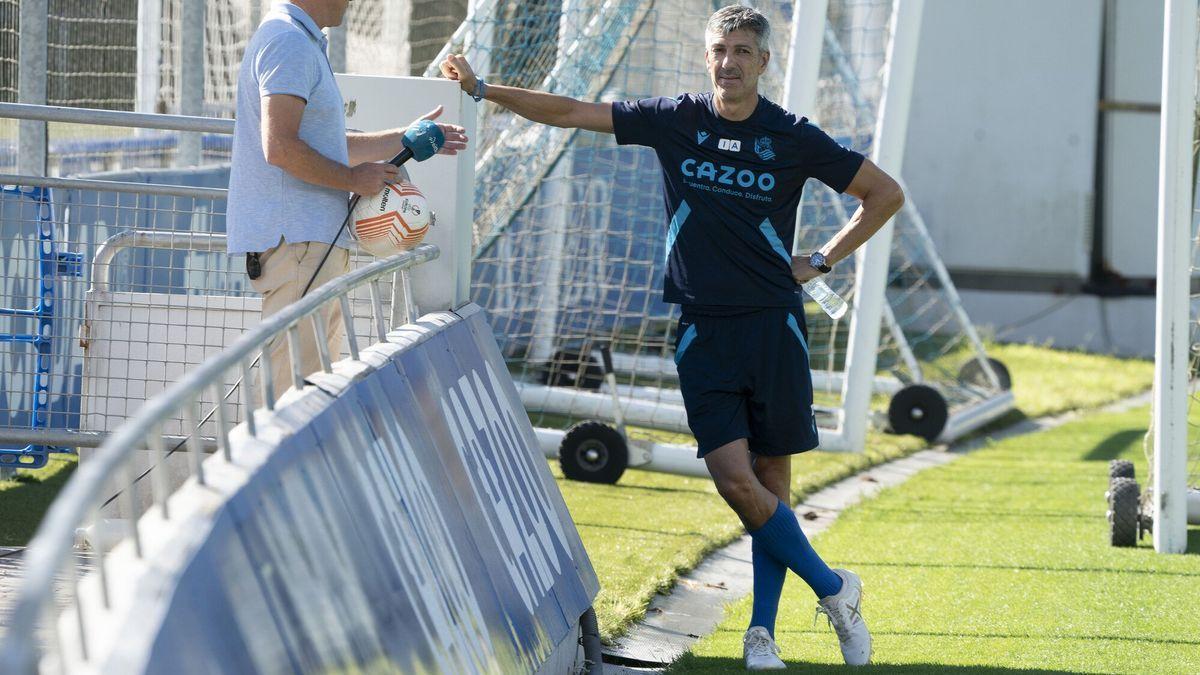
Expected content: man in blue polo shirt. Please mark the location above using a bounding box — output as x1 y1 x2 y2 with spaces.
228 0 467 400
442 4 902 669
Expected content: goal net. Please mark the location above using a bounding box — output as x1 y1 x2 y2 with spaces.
0 0 468 174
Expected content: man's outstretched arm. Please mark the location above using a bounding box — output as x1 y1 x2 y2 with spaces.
440 54 613 133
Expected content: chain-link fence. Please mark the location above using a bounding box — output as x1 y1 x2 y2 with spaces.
0 167 413 469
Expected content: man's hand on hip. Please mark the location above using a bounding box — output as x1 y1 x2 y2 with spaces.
791 257 822 285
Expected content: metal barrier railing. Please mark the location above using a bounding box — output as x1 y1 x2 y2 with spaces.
0 102 238 177
0 174 409 466
0 244 439 673
0 103 238 468
0 99 457 467
0 102 236 134
0 173 238 468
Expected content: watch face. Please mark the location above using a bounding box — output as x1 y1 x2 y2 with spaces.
810 252 830 271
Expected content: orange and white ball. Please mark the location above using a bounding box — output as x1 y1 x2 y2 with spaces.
351 181 431 257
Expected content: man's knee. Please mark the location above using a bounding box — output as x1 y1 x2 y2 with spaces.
712 472 759 508
753 455 791 500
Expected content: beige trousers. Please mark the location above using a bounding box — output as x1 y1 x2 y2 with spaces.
250 239 350 401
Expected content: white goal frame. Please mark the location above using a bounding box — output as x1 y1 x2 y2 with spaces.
1152 0 1200 554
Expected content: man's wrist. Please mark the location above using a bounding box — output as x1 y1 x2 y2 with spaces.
470 78 488 102
338 163 357 194
808 251 832 274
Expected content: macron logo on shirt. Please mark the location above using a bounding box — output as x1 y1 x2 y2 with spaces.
696 130 710 145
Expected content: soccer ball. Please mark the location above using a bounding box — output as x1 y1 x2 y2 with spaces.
350 181 431 257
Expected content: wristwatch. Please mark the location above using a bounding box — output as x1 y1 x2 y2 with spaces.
809 251 832 274
471 78 488 102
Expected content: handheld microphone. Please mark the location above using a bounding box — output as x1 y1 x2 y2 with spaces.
387 119 445 166
301 119 446 296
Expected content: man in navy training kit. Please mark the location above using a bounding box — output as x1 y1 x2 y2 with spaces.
441 4 903 669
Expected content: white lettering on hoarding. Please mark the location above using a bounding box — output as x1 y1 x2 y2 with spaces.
344 406 497 672
441 365 570 617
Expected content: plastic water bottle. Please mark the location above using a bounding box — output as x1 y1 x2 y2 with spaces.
802 277 848 319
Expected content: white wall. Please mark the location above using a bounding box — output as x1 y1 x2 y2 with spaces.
335 75 476 310
902 0 1103 278
1101 0 1164 279
901 0 1167 356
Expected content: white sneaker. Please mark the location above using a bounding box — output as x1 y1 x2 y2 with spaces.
743 626 786 671
815 569 872 666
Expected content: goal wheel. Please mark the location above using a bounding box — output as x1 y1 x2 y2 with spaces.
887 384 949 442
1107 477 1140 547
957 357 1012 390
1108 459 1134 481
542 349 605 390
559 421 628 484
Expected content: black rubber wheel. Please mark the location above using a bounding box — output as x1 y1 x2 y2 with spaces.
1108 477 1140 547
888 384 949 442
541 349 605 390
1109 459 1135 481
957 357 1012 390
559 421 628 484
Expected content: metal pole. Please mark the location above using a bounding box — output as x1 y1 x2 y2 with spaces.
136 0 163 114
327 24 347 73
178 0 205 165
783 0 828 124
528 4 583 355
784 0 830 260
249 0 263 28
1152 0 1197 555
18 0 47 176
838 0 923 452
455 93 478 308
0 101 235 133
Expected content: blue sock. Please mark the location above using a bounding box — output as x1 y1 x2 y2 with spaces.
749 500 843 599
749 537 786 636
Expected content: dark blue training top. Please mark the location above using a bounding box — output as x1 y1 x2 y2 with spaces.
612 92 865 308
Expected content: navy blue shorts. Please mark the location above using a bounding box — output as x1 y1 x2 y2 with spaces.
673 306 819 457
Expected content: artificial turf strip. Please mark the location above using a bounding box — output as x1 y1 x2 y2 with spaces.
982 342 1153 419
671 406 1200 673
0 455 77 546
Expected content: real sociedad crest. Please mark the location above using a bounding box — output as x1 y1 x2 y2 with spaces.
754 136 776 161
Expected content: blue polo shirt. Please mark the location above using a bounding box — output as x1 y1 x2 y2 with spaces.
226 2 350 254
612 93 864 308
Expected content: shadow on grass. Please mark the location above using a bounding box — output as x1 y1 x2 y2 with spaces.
816 628 1200 647
860 505 1096 521
0 457 77 546
574 520 717 539
667 655 1082 674
605 481 715 497
970 409 1031 440
1081 429 1144 462
831 559 1200 578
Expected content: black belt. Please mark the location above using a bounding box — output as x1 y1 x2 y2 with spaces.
246 252 262 280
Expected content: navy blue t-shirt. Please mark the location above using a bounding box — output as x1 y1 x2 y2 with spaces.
612 92 864 308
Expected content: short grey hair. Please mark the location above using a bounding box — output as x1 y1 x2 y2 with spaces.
705 5 771 53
